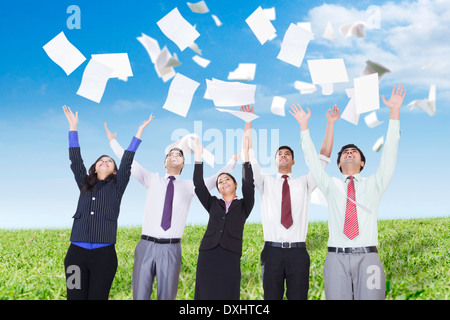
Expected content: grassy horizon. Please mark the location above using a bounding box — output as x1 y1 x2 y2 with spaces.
0 217 448 300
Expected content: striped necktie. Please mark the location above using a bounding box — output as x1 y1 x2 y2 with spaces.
281 175 293 229
343 176 359 239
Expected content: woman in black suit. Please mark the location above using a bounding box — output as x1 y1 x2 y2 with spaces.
62 105 153 300
193 137 254 300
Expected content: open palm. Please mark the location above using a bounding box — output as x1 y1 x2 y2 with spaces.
382 84 406 110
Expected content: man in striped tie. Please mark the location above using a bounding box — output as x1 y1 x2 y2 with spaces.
291 84 406 300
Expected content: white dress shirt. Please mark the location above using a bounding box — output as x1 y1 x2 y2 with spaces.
249 149 330 243
110 139 236 239
300 120 401 247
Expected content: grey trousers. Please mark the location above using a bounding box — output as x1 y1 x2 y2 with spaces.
132 239 182 300
324 251 386 300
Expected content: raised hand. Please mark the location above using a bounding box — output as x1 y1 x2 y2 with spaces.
62 105 78 131
135 114 155 139
240 105 254 113
326 104 340 124
382 84 406 120
289 104 311 130
104 123 117 142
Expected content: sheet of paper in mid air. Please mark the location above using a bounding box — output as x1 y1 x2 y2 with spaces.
277 23 313 68
227 63 256 81
162 73 200 117
76 59 113 103
341 88 359 126
91 53 133 81
408 84 436 116
187 1 209 14
364 111 383 128
215 108 260 123
43 31 86 75
372 136 384 152
307 58 349 95
354 73 380 114
270 96 287 116
245 6 277 45
157 7 200 51
206 78 256 107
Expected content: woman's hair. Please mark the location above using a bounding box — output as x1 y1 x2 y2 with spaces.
81 155 118 193
215 172 237 191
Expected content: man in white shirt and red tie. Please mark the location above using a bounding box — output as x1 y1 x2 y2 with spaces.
105 124 237 300
241 105 339 300
291 84 406 299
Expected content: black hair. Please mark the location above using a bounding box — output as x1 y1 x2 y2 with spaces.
337 144 366 173
276 146 294 160
216 172 237 191
81 155 118 193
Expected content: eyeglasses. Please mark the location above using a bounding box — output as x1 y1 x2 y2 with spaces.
168 152 183 158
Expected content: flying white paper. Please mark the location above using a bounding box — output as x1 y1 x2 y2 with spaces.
155 46 180 82
43 31 86 75
187 1 209 14
211 14 222 27
227 63 256 81
91 53 133 81
364 111 383 128
294 81 317 94
245 6 277 45
307 58 349 95
354 73 380 114
408 84 436 116
162 73 200 117
262 7 276 20
157 7 200 51
341 88 359 125
277 23 313 67
372 136 384 152
339 22 366 39
297 22 314 39
189 42 202 55
270 96 286 116
137 33 161 63
192 55 210 68
216 108 260 123
361 60 391 81
76 59 113 103
322 21 337 41
206 78 256 107
165 133 215 167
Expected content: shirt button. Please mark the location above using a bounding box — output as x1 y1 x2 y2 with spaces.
90 211 94 215
92 197 96 200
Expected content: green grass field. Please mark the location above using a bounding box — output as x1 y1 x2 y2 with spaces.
0 217 448 300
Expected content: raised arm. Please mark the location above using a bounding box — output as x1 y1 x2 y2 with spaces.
240 105 265 192
63 105 86 190
241 136 254 217
374 84 405 190
320 104 340 158
194 138 213 212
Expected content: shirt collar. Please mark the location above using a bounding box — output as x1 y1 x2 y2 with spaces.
276 172 293 180
164 174 180 181
342 173 361 182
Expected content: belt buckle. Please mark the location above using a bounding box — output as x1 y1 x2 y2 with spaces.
344 247 354 254
281 242 291 249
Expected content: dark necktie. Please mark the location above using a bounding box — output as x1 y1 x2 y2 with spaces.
281 175 293 229
343 176 359 239
161 176 175 231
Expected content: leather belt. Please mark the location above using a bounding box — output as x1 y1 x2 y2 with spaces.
328 246 378 254
141 235 181 244
265 241 306 249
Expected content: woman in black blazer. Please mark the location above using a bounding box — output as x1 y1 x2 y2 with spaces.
193 137 254 300
62 105 153 300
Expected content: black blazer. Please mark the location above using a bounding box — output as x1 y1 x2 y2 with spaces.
69 147 134 244
194 162 254 256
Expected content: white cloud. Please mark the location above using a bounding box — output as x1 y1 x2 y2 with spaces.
307 0 450 99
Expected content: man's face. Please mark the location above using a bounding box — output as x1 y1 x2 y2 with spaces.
275 148 295 169
338 147 364 171
164 150 184 172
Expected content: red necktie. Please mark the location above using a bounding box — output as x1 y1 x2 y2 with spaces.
343 176 359 239
281 175 293 229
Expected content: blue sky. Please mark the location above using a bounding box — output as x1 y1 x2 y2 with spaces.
0 0 449 229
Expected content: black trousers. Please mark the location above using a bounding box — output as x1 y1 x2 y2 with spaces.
194 245 241 300
260 243 310 300
64 243 118 300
